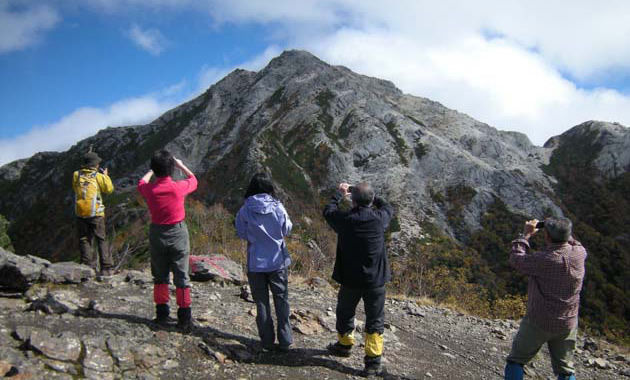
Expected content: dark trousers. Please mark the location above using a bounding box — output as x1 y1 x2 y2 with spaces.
247 268 293 347
149 222 191 288
77 216 112 271
336 285 385 335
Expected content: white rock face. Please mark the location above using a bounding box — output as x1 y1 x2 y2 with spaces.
163 50 564 239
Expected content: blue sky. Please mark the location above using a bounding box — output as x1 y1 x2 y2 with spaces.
0 5 270 137
1 1 630 165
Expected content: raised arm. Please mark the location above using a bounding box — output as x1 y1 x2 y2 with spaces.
97 169 114 195
141 170 154 183
323 184 349 233
174 158 194 178
508 220 542 276
173 158 198 194
373 196 394 229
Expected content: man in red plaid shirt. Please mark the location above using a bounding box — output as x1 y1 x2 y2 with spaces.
504 217 587 380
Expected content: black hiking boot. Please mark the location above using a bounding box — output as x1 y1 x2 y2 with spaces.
153 304 176 326
277 344 291 353
327 342 352 357
363 355 382 377
176 307 197 333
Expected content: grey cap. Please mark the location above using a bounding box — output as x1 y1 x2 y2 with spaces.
83 152 102 167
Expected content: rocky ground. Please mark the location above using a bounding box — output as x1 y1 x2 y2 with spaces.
0 249 628 379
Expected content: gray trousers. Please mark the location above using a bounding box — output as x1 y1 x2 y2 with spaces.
149 222 190 288
247 268 293 347
507 316 577 375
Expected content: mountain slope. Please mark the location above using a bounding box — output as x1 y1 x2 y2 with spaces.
543 121 630 340
0 50 628 342
0 50 560 257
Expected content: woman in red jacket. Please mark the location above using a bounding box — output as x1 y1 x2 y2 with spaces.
138 150 197 331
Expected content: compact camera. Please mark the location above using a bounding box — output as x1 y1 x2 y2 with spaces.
536 221 545 229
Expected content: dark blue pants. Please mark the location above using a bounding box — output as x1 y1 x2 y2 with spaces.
247 267 293 347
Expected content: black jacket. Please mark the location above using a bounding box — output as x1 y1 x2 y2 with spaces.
323 191 394 289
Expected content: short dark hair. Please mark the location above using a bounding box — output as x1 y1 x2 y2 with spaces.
245 172 276 198
83 152 101 168
545 217 572 243
150 150 175 178
351 182 374 207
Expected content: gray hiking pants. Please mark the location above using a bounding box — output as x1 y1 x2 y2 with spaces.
247 267 293 347
507 316 577 375
149 222 190 288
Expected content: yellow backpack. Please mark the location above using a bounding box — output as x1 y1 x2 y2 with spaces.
75 170 103 218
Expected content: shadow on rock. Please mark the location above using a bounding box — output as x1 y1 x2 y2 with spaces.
77 308 413 379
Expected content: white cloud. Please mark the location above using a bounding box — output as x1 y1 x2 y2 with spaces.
0 89 184 166
189 0 630 145
306 28 630 145
0 3 60 53
79 1 630 80
127 24 168 55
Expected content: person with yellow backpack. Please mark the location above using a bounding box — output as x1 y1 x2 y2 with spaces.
72 152 114 275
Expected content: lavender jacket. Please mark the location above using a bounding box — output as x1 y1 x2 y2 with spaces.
235 193 293 272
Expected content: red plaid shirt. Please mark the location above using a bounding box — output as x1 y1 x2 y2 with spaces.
509 237 587 332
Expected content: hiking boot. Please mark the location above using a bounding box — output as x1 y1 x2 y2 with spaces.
327 342 352 357
153 315 177 326
100 269 114 277
277 344 291 353
177 307 197 333
363 355 382 377
177 318 197 333
260 344 275 353
153 304 176 326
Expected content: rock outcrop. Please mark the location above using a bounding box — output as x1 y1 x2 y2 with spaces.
0 249 627 379
0 248 94 290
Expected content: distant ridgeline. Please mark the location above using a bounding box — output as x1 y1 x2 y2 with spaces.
0 51 628 343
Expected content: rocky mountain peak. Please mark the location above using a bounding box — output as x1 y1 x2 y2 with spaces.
544 120 630 178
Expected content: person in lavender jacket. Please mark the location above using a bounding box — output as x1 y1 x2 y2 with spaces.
235 172 293 352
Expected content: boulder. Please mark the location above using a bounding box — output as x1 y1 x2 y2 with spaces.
106 336 136 372
0 248 44 290
28 329 82 362
41 262 94 284
290 309 327 336
189 255 245 284
404 302 426 317
594 358 609 369
83 341 114 373
125 270 152 285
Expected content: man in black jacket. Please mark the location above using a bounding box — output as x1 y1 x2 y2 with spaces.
323 182 394 376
